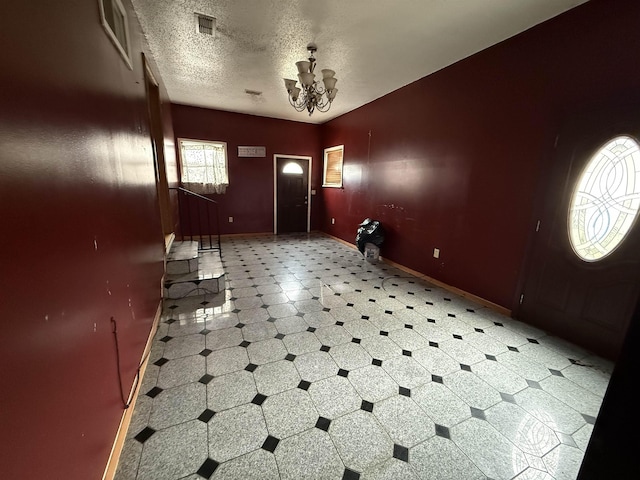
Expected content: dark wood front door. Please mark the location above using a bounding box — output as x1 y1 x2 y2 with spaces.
517 103 640 361
276 156 309 233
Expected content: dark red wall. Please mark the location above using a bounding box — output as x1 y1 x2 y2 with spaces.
0 1 170 478
171 105 321 234
320 0 640 310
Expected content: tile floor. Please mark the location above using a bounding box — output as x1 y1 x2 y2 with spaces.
115 233 613 480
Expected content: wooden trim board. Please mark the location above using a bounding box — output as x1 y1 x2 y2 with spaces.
322 232 511 317
102 300 163 480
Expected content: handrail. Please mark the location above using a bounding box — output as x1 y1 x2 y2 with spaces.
170 186 221 256
175 186 219 204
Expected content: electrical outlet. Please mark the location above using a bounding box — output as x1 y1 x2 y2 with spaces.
331 218 335 225
433 248 440 258
228 216 234 223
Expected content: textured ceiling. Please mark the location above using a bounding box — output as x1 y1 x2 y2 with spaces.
131 0 588 124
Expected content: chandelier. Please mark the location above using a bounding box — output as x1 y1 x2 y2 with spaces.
283 43 338 116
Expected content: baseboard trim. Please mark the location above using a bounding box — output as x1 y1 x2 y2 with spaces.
219 232 273 238
321 232 511 317
102 300 163 480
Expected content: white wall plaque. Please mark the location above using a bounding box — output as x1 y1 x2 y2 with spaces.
238 146 266 157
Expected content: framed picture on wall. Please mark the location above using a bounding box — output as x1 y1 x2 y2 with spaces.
323 145 344 188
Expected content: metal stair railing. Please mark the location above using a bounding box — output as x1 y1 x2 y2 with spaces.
170 186 221 257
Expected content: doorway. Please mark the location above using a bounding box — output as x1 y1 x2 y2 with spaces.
143 54 174 247
274 155 311 234
517 103 640 360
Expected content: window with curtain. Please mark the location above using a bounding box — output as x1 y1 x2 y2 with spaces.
178 139 229 194
323 145 344 187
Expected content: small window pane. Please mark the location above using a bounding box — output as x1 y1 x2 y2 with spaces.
100 0 131 68
282 162 303 174
568 135 640 261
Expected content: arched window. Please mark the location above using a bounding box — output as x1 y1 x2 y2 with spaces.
282 162 303 174
568 135 640 261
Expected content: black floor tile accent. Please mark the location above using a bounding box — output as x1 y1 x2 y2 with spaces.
153 357 169 367
262 435 280 452
145 386 163 398
342 468 360 480
470 407 486 420
198 409 216 423
196 458 219 479
361 400 374 412
435 424 451 439
316 416 331 431
500 392 516 403
251 394 267 405
198 374 214 385
298 380 311 391
399 386 411 397
393 444 409 462
134 426 156 444
526 379 542 389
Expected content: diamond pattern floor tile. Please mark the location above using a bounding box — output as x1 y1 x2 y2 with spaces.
115 233 610 480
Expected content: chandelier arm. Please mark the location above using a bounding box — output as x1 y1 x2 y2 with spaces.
288 94 306 112
316 100 331 112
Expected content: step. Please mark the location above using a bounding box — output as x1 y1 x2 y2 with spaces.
164 250 225 299
166 241 199 274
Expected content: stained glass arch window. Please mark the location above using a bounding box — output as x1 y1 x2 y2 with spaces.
568 135 640 261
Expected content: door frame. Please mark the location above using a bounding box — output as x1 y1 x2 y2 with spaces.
273 154 312 234
142 53 174 249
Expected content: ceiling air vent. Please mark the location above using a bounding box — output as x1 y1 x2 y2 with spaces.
195 13 215 36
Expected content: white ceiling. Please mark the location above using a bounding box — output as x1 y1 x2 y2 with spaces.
131 0 588 125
